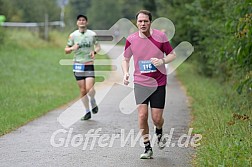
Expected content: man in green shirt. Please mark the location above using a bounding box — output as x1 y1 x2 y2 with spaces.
65 15 101 120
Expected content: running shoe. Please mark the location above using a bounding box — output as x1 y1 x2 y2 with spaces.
81 112 91 120
157 134 167 150
92 106 98 114
140 149 153 159
91 99 98 114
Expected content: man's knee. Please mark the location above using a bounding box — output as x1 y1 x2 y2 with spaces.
80 89 87 97
153 116 163 126
87 87 95 96
139 112 148 122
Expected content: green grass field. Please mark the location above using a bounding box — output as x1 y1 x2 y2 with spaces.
176 63 251 166
0 29 110 135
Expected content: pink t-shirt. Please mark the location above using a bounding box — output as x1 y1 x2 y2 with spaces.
124 29 173 87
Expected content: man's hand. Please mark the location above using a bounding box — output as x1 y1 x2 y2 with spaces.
90 51 96 59
71 44 79 51
123 73 130 85
65 44 79 54
150 58 164 67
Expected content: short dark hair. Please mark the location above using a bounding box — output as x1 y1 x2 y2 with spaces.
77 14 88 21
135 10 152 22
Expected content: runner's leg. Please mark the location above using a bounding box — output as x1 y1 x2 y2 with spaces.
77 79 90 112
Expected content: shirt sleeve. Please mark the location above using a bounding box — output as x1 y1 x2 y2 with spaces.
67 34 74 47
162 34 173 55
124 39 132 59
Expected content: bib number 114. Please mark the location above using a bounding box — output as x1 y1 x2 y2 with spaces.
143 64 152 70
139 60 157 73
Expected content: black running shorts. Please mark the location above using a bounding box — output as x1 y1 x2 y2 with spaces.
134 83 166 109
74 65 95 81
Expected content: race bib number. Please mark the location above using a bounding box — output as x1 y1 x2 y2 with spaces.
138 60 157 73
73 63 85 72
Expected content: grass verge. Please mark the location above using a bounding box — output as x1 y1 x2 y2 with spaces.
0 29 111 135
176 63 251 167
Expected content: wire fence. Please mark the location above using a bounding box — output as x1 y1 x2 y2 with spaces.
1 18 64 40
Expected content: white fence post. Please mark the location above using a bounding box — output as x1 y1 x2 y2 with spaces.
44 14 49 41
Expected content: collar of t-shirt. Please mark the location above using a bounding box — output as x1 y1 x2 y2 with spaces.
79 29 87 34
138 28 153 38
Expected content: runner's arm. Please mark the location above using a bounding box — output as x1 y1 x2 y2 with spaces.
162 51 176 64
151 51 176 66
65 44 79 54
90 43 101 58
122 57 130 85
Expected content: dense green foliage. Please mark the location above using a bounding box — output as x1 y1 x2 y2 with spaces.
157 0 252 94
158 1 252 165
0 0 61 22
86 0 123 29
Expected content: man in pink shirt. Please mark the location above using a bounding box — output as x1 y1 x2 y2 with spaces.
122 10 176 159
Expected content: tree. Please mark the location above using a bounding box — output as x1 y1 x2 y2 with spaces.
0 0 61 22
87 0 123 29
69 0 91 17
119 0 142 21
141 0 157 18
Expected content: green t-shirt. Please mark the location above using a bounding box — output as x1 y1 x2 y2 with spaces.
67 29 98 63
